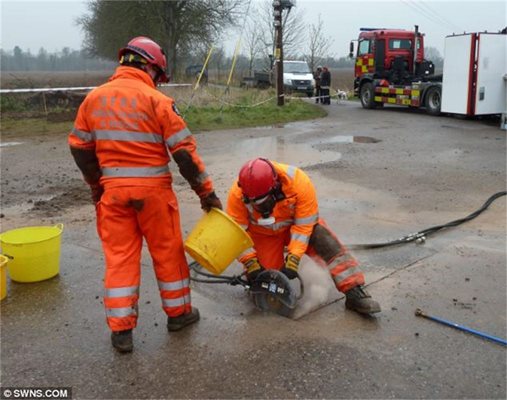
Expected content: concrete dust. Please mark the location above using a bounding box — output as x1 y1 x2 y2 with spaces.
292 258 340 319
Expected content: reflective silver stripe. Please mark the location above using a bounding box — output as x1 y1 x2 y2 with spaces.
102 165 169 177
162 294 191 308
106 307 137 318
158 278 190 291
286 165 297 179
166 127 192 148
105 286 139 298
268 220 293 230
249 219 294 230
94 130 163 143
239 224 248 230
333 266 361 283
72 127 95 142
328 254 354 271
239 248 255 258
197 171 209 183
291 232 310 244
294 213 319 225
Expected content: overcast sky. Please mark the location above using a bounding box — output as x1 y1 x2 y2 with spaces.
1 0 505 57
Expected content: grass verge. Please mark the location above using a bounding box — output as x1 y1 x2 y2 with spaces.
184 98 326 132
0 94 326 138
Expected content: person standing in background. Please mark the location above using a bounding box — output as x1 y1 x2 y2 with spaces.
320 66 331 105
314 66 322 103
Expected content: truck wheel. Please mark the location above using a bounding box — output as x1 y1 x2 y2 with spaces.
360 82 376 109
425 86 441 116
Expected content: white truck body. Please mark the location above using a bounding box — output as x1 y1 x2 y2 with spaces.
442 32 507 116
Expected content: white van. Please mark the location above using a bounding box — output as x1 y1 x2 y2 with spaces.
283 60 314 97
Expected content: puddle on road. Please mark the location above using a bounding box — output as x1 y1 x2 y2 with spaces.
211 135 342 171
312 135 381 144
206 132 379 180
0 142 23 148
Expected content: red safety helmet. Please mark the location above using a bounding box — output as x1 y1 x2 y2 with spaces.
238 158 278 201
118 36 169 83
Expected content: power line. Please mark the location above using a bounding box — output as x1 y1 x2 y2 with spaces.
399 0 442 28
411 0 464 33
399 0 462 34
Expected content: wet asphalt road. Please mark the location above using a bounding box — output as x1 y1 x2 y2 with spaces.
0 100 506 399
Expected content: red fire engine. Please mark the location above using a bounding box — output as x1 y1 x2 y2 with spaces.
351 26 442 115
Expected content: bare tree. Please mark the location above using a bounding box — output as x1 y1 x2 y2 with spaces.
209 46 226 83
256 0 306 62
424 46 444 68
243 10 264 76
78 0 246 75
304 14 332 71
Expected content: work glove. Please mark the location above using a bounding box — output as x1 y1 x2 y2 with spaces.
243 257 264 282
200 191 223 212
201 192 222 212
89 183 104 205
281 254 300 280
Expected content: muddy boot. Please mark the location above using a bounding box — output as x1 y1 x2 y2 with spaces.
345 286 381 315
111 329 133 353
167 307 200 332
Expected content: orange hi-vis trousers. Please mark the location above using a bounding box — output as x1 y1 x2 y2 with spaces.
250 219 365 293
97 185 192 332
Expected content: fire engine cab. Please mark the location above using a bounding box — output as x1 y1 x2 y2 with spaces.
351 26 441 115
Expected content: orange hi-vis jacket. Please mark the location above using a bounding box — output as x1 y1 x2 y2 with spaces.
68 66 211 331
227 162 319 263
68 66 212 196
227 162 366 293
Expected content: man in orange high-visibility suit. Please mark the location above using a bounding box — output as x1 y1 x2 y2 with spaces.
226 158 381 315
69 36 222 353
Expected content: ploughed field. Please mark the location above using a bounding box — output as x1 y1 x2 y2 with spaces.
1 68 355 92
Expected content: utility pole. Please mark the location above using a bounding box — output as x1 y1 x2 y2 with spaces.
273 0 284 106
272 0 295 106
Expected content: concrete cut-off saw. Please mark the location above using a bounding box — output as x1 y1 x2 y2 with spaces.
189 261 303 318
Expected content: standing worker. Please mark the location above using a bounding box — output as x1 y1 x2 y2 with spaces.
320 66 331 105
68 36 222 353
226 158 381 315
314 66 322 103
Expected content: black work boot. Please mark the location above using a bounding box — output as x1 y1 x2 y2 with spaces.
167 307 200 332
111 329 133 353
345 286 381 315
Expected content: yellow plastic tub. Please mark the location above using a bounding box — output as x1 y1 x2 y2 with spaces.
0 224 64 283
0 255 8 300
184 208 253 275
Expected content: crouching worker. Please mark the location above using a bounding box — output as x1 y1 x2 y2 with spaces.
69 36 222 353
226 158 380 315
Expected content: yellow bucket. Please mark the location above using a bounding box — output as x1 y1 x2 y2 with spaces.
0 224 64 283
0 255 8 300
184 208 253 275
